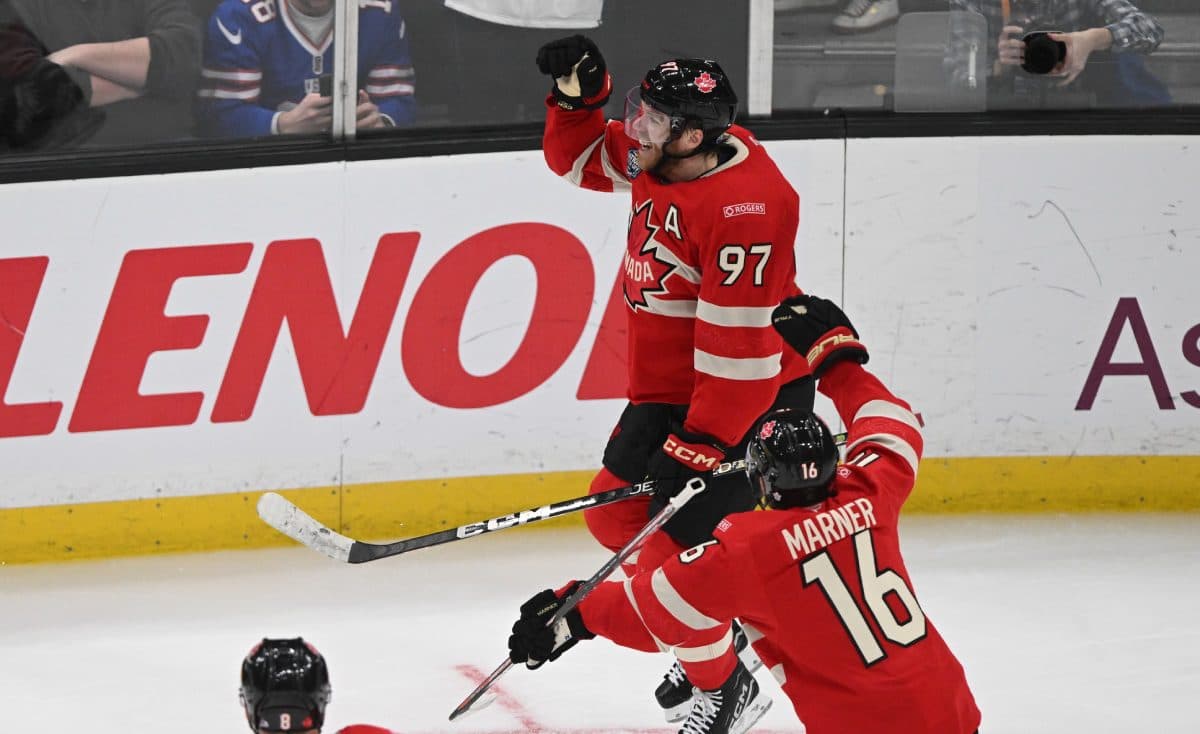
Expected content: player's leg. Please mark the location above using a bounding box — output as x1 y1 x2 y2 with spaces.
584 402 680 574
651 377 813 721
647 466 762 722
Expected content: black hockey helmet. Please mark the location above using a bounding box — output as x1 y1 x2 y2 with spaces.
240 637 331 733
638 58 737 148
746 408 839 509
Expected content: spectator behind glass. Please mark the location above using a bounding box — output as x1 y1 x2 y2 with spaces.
774 0 901 35
196 0 415 138
950 0 1167 107
1 1 104 150
8 0 201 146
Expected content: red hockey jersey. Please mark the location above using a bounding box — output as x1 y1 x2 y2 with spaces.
543 102 810 446
578 362 981 734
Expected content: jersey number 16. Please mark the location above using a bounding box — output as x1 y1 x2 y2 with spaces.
801 529 928 666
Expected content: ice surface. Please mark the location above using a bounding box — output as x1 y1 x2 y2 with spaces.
3 514 1198 733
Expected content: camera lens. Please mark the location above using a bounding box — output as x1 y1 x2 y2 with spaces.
1022 33 1066 75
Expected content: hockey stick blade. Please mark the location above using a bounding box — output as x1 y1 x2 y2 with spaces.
449 477 708 722
257 492 354 562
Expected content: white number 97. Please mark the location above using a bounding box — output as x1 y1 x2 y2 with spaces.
718 243 771 285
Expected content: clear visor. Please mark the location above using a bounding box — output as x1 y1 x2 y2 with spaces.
623 85 672 145
745 441 772 503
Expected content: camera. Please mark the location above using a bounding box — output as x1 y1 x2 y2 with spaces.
1021 32 1066 75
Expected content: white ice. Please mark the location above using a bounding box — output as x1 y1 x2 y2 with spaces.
4 514 1199 733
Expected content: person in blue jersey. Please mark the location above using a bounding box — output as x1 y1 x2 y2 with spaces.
197 0 415 137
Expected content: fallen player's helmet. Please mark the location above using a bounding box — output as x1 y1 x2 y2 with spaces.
746 409 838 509
626 58 737 148
240 637 331 733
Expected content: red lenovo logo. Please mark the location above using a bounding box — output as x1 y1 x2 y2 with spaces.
0 224 633 438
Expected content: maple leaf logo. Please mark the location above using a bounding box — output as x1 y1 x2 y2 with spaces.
622 200 675 311
694 71 717 93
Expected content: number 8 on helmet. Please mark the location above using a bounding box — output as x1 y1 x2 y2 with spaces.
239 638 331 733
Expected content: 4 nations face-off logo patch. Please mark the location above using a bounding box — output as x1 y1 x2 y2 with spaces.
622 200 675 311
626 148 642 179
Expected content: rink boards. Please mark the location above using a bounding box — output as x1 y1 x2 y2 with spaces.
2 137 1198 562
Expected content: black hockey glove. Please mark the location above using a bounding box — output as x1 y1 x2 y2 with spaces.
772 294 869 378
508 581 594 670
535 35 610 110
646 429 726 514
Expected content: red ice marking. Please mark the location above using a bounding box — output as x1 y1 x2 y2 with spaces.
448 664 803 734
453 664 544 732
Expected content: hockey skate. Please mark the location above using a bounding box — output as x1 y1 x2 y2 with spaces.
677 659 772 734
656 621 764 723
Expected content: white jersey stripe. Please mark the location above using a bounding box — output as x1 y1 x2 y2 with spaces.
367 67 415 79
853 399 922 433
563 135 605 187
650 568 722 630
673 628 734 663
599 140 632 192
846 433 920 475
365 83 415 96
623 579 670 652
197 88 260 100
201 68 262 81
696 300 774 328
642 295 697 319
694 349 782 381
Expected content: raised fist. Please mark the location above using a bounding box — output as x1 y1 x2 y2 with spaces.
535 35 610 110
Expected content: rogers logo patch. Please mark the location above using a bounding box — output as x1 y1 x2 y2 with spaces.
723 202 766 218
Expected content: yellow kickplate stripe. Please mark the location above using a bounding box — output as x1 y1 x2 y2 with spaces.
910 455 1200 513
0 471 594 565
1 457 1197 564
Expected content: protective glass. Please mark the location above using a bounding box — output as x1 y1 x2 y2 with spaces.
622 85 672 145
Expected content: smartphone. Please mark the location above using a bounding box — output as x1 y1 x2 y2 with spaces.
318 74 334 97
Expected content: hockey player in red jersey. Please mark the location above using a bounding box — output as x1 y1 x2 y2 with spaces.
508 295 983 734
536 35 814 723
239 637 393 734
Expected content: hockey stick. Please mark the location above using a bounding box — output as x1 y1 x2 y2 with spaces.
447 476 708 722
256 430 850 564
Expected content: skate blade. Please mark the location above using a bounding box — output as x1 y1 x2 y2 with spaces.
730 694 773 734
663 699 691 723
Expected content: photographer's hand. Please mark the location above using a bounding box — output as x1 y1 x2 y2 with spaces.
1049 29 1112 85
995 25 1025 74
